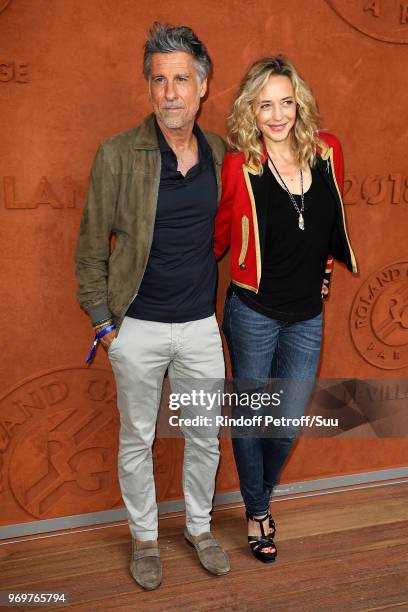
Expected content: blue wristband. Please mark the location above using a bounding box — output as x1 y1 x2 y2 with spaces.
86 323 116 364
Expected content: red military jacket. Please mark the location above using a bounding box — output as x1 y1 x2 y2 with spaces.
214 132 357 292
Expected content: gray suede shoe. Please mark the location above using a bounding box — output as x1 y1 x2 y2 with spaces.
184 529 230 575
130 539 162 591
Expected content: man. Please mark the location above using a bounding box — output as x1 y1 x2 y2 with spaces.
75 23 229 590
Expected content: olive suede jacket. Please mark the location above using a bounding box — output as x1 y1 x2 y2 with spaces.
75 113 226 332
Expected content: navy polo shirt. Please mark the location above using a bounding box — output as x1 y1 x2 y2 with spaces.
126 119 218 323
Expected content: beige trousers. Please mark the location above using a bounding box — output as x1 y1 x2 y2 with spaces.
108 314 225 541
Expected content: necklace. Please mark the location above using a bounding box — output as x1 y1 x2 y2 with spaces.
267 152 305 230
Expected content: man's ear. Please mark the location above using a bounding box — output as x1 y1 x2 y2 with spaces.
200 77 208 98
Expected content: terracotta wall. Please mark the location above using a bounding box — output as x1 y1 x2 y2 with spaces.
1 0 407 529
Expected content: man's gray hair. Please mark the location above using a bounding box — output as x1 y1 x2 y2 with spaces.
143 22 212 82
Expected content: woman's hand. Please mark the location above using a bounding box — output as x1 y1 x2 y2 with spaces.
321 279 330 299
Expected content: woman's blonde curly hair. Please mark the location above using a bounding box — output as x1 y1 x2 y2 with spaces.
227 56 323 173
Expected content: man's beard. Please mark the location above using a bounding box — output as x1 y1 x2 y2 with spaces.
157 98 200 130
160 109 187 129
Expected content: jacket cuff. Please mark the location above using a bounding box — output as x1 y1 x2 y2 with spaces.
87 303 113 326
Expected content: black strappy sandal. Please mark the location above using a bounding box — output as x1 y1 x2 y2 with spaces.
246 510 277 563
269 513 276 539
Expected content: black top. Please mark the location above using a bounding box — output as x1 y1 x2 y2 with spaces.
234 162 337 321
126 119 218 323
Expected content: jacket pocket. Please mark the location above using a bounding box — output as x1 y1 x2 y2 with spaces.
238 215 249 268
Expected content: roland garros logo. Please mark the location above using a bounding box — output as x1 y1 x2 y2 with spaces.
326 0 408 44
0 367 122 519
0 366 178 521
0 0 12 13
350 262 408 369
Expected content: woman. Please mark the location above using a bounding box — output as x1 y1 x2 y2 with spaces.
214 56 357 563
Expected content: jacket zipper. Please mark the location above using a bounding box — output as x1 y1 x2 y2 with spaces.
115 153 162 333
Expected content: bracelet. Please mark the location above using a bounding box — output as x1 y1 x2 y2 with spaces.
93 317 113 329
86 323 116 364
94 321 113 331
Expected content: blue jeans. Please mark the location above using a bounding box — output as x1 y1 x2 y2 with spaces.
222 291 323 516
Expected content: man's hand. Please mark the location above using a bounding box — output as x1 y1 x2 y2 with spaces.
100 329 116 351
94 321 116 351
321 279 330 299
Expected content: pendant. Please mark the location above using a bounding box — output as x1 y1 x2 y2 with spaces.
298 213 305 230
